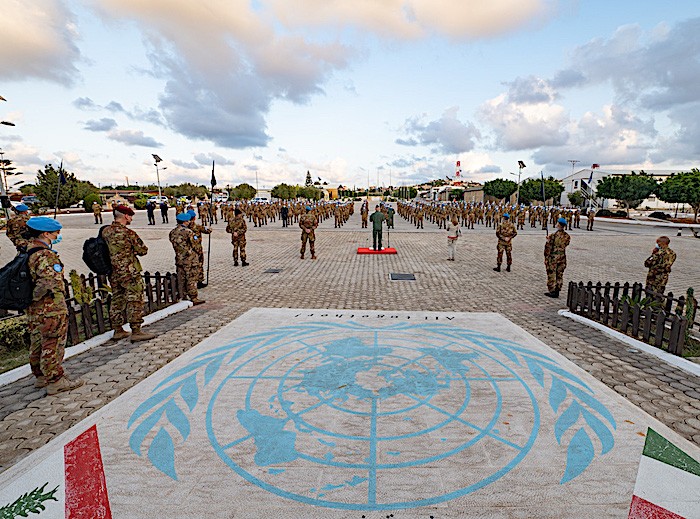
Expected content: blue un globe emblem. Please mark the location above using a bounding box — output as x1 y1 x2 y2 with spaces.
128 320 616 511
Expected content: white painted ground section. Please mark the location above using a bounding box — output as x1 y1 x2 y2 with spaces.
0 309 698 519
633 455 700 518
0 301 193 388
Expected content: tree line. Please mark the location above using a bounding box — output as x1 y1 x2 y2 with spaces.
483 170 700 222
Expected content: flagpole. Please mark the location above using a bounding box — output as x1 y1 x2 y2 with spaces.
541 171 548 236
206 160 215 286
54 161 63 220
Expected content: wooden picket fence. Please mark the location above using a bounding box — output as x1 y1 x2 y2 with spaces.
0 271 181 346
566 281 695 356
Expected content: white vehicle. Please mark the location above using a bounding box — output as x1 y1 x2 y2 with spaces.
251 197 269 203
148 196 169 204
212 192 229 203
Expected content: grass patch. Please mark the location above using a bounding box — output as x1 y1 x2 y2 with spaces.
0 347 29 374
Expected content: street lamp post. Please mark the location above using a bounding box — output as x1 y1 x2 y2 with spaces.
152 154 164 200
510 161 526 205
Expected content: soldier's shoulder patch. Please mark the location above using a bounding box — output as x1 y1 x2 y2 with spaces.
53 264 63 273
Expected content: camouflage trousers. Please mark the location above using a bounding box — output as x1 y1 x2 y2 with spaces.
497 242 513 266
197 251 205 282
177 263 198 300
645 272 669 295
546 256 567 292
232 236 247 262
300 232 315 256
27 296 67 383
109 275 145 329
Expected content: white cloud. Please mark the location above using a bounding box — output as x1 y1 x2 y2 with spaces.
84 118 118 132
479 93 569 150
93 0 354 149
193 152 235 166
0 0 82 85
108 129 163 147
268 0 551 39
397 107 480 154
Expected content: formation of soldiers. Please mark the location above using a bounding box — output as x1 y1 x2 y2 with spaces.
397 200 587 232
0 197 679 397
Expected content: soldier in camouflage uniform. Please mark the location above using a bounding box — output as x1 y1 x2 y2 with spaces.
644 236 676 295
92 201 103 224
6 204 30 252
226 207 249 266
25 217 85 395
544 217 571 298
169 212 205 305
299 206 318 259
102 205 155 342
494 213 517 272
187 209 212 288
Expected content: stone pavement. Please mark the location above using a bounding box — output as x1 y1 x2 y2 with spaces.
0 205 699 475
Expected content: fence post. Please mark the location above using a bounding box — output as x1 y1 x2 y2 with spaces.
613 282 621 300
67 305 79 346
169 272 179 302
595 282 602 321
654 310 666 348
95 298 107 334
620 300 630 333
154 271 163 308
664 292 674 313
668 316 682 355
144 271 154 314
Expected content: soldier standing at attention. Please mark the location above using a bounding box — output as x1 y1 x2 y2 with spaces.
644 236 676 295
25 217 85 395
494 213 517 272
299 205 318 259
360 201 369 229
370 205 385 250
169 212 205 305
227 207 249 266
93 201 103 224
187 209 212 288
586 209 595 231
102 205 155 342
6 203 30 252
544 217 571 298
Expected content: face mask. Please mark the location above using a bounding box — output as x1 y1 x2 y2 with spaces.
51 234 62 245
655 243 660 249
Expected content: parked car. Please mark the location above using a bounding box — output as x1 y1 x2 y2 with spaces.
21 195 39 205
148 196 169 204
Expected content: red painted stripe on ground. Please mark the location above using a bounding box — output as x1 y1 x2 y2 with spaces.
357 247 397 254
64 425 113 519
628 495 684 519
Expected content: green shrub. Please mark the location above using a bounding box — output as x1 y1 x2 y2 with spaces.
649 211 671 220
0 316 30 354
595 209 629 217
133 196 148 210
83 193 102 212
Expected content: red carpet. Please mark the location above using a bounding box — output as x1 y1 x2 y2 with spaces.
357 247 397 254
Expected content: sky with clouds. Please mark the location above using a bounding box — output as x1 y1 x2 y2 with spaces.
2 0 700 191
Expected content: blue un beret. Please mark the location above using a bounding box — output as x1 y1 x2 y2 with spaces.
176 212 192 222
15 204 29 212
187 210 196 217
557 217 568 226
503 213 510 219
27 216 62 232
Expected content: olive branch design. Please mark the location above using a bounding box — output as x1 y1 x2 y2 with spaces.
0 483 58 519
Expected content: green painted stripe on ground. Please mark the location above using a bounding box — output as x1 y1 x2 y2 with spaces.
642 428 700 477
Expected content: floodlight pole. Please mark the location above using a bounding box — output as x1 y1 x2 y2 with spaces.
0 148 8 219
155 163 162 200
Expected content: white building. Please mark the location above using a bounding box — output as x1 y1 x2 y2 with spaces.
559 168 682 210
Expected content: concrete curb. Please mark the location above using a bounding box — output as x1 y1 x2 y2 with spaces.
0 301 193 388
596 217 697 229
557 309 700 378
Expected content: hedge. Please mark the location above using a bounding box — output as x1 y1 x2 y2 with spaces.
0 316 30 354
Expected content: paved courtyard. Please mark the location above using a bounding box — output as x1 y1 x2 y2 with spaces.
1 203 699 483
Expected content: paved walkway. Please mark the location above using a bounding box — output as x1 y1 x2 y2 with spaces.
1 205 699 474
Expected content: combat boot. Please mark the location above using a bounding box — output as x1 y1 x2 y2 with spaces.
197 282 208 289
506 265 511 272
233 261 239 266
47 376 85 395
241 260 249 267
300 254 305 259
311 255 317 260
493 265 501 272
130 328 156 343
544 290 560 298
191 298 206 306
111 326 130 341
34 376 47 389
